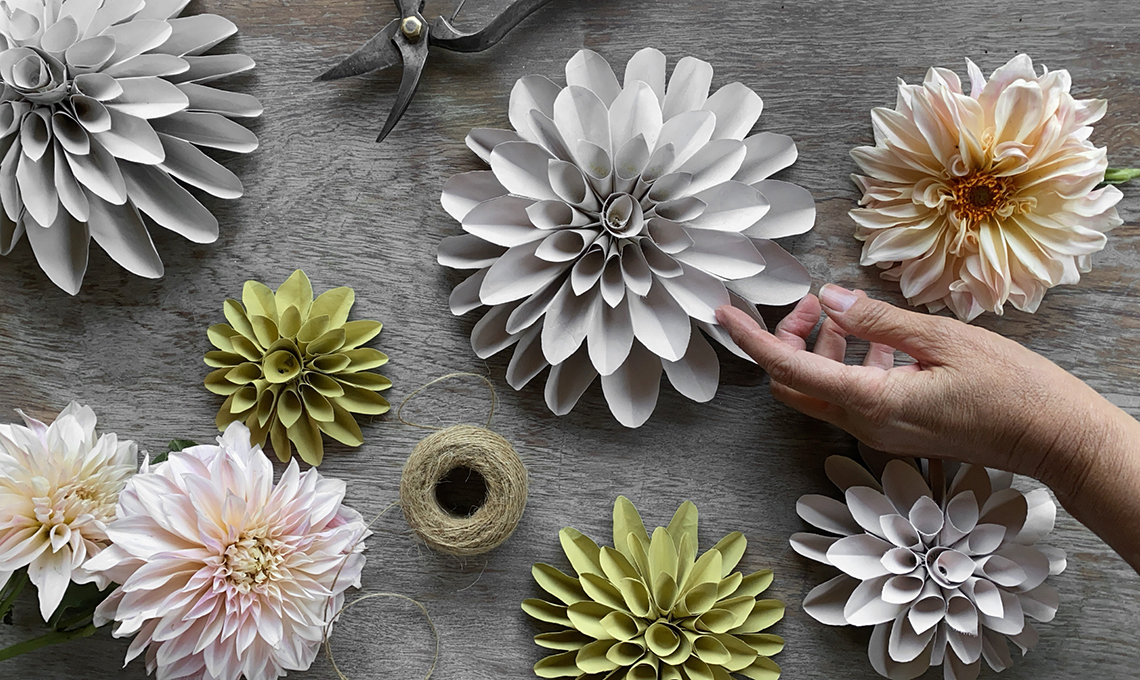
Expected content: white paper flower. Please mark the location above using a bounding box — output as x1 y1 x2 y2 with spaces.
438 48 815 427
0 0 261 294
791 456 1066 680
0 402 137 620
850 54 1123 321
88 422 368 680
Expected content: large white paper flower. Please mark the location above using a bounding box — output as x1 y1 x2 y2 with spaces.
439 48 815 428
0 0 261 294
850 54 1122 321
0 402 137 620
88 422 368 680
791 456 1066 680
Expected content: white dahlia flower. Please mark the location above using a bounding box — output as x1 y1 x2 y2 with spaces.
439 48 815 427
0 0 261 294
850 54 1123 321
791 456 1066 680
0 402 137 620
88 422 368 680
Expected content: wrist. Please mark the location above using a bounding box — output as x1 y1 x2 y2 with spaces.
1034 396 1139 507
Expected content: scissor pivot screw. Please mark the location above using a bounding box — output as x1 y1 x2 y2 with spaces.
401 16 424 40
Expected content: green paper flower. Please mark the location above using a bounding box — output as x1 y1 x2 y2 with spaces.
523 497 785 680
203 270 391 465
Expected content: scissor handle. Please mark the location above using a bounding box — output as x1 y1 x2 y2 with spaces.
429 0 556 53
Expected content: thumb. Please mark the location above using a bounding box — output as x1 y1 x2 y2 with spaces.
818 284 961 363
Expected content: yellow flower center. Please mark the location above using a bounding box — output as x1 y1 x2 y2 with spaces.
949 172 1015 224
225 532 285 592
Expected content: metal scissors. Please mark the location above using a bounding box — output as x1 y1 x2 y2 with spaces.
317 0 557 142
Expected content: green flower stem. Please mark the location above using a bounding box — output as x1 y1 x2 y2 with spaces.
0 570 28 621
1104 168 1140 184
0 623 98 662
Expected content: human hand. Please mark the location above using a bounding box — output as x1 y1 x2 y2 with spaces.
715 284 1132 496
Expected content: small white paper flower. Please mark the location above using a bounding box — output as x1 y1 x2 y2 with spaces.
88 422 368 680
850 54 1122 321
791 456 1066 680
0 402 137 620
439 48 815 428
0 0 261 294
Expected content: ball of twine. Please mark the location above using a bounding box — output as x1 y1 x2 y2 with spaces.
400 423 528 556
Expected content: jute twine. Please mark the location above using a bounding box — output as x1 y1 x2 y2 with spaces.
320 373 525 679
397 373 528 557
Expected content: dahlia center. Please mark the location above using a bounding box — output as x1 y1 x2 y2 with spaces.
225 533 285 592
601 192 644 238
949 172 1015 224
263 349 302 384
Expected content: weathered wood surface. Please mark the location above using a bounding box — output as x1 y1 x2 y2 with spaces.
2 0 1139 677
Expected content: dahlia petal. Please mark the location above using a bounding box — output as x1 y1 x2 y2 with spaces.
465 127 521 162
796 494 860 536
53 143 90 221
688 181 769 232
662 56 713 121
169 53 255 84
801 574 859 625
541 281 597 364
610 80 662 152
94 108 165 163
24 210 89 294
655 109 715 169
845 574 906 626
623 47 666 102
725 240 810 306
553 85 610 163
656 262 730 324
28 547 72 620
87 194 164 278
158 15 237 57
1014 488 1057 546
844 486 895 538
63 35 115 72
640 239 682 278
888 611 935 663
438 233 505 269
827 534 893 580
507 272 564 333
0 210 23 254
106 77 192 119
824 455 883 493
490 140 559 201
440 170 507 222
85 0 147 38
506 325 547 389
462 194 545 247
1017 583 1059 622
733 132 797 184
449 268 488 315
151 111 257 152
480 239 570 304
103 53 189 79
565 49 620 107
600 341 661 428
122 161 217 242
156 132 242 198
619 242 652 295
789 532 837 564
15 139 58 226
703 82 762 141
587 295 634 376
994 81 1045 146
545 344 598 416
743 180 813 239
104 20 174 66
661 328 718 402
628 281 690 362
567 245 604 293
509 74 560 141
677 140 746 195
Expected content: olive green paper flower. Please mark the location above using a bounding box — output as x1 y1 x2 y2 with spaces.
203 270 391 466
523 497 785 680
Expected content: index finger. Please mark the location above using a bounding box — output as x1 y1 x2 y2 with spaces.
716 304 879 404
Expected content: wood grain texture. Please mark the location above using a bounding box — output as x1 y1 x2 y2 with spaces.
2 0 1139 677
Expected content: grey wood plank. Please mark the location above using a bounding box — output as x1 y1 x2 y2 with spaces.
1 0 1138 678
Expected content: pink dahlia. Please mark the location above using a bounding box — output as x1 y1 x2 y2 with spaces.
88 422 368 680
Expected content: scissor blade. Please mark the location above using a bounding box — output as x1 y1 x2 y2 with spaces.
315 19 402 81
376 36 428 143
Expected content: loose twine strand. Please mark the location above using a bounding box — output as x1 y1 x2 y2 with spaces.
320 372 506 679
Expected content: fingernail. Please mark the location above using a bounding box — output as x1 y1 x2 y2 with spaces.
714 305 731 325
820 284 858 313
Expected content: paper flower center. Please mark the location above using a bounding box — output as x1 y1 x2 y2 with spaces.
601 192 645 238
924 545 973 588
263 349 302 384
949 172 1015 224
225 533 286 592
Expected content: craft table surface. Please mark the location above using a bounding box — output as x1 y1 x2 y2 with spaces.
2 0 1139 678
